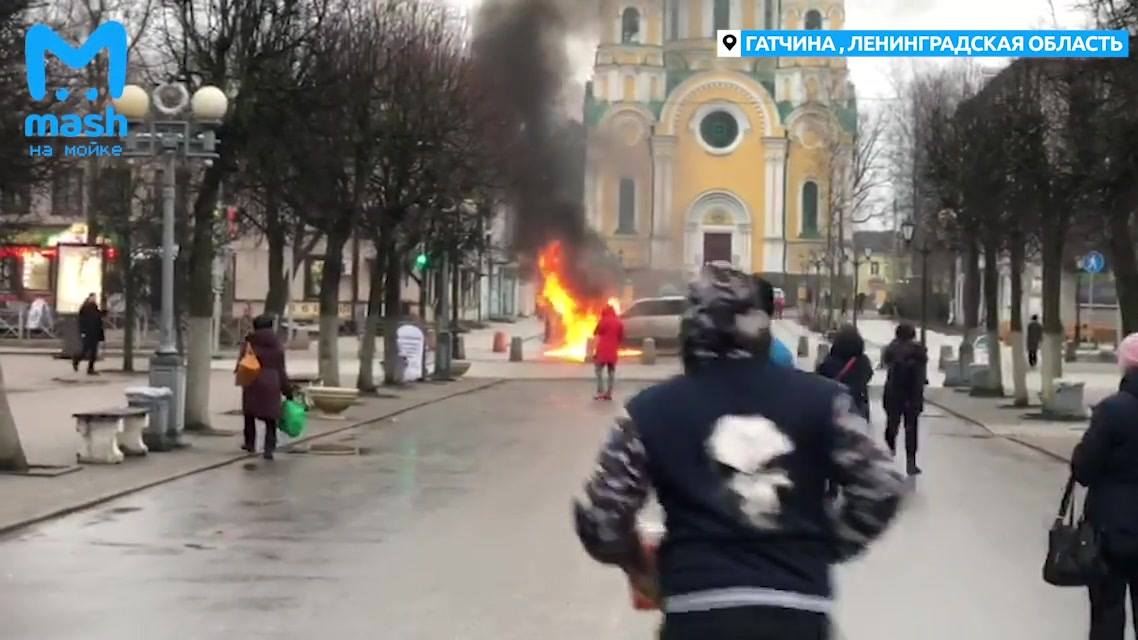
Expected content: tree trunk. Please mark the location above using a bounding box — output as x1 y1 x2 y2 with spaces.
0 361 28 471
1009 240 1028 406
977 239 1004 397
1040 221 1065 404
451 252 460 329
184 163 223 432
959 239 981 368
357 252 384 393
318 225 350 387
382 233 404 385
264 203 287 317
122 231 135 373
1107 209 1138 337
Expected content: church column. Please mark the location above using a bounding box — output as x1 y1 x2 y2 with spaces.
650 135 676 269
584 157 597 230
685 222 701 280
762 136 788 274
590 149 605 231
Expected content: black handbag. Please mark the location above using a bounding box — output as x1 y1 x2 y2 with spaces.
1043 476 1108 587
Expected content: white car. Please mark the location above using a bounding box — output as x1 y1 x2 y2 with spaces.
621 296 686 348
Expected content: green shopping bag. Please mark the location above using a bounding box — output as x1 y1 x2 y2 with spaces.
280 398 308 438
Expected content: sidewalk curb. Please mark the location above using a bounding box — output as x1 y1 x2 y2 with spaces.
0 378 503 539
924 398 1071 465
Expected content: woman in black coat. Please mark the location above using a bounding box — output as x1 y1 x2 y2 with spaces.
237 315 291 459
1072 334 1138 639
816 324 873 421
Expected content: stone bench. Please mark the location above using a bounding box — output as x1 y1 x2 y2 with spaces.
74 407 149 464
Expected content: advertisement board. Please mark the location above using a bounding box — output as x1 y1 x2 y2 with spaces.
54 244 103 313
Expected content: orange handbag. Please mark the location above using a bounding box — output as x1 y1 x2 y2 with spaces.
235 343 262 387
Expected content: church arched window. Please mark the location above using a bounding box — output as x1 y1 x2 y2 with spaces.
621 7 641 43
804 9 823 30
618 178 637 234
802 181 819 235
714 0 730 31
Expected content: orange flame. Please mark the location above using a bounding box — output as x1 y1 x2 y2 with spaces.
537 241 639 362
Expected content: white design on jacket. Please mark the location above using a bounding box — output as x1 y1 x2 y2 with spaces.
708 415 794 528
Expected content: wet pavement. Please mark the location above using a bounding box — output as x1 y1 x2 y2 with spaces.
0 382 1098 639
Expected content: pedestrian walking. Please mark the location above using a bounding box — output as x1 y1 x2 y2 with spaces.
1071 333 1138 639
574 262 907 640
816 324 873 422
756 277 795 368
237 315 292 460
592 303 624 401
1028 315 1043 368
882 323 928 476
73 293 104 375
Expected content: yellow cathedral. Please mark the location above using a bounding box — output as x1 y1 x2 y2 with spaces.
583 0 856 298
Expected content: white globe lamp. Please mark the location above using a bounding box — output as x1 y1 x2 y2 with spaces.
191 86 228 121
113 84 150 120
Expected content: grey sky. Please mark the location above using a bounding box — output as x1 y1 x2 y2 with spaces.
845 0 1091 100
458 0 1096 108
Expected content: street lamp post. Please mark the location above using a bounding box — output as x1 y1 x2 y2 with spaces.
848 246 873 328
900 217 931 346
114 83 228 449
809 255 825 331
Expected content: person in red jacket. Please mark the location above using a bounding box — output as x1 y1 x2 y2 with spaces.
593 304 624 400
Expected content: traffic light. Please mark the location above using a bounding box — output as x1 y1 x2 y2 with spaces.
415 252 428 270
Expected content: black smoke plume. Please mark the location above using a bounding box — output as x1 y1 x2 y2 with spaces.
471 0 617 299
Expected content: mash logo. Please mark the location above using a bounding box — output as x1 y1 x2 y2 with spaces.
23 21 129 145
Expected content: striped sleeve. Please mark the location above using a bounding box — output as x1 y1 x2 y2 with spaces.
573 415 651 571
828 393 908 562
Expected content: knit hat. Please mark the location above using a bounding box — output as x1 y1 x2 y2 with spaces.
681 261 771 361
1118 332 1138 371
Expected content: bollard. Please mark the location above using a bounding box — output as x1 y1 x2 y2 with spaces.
492 331 508 353
943 359 963 387
585 337 595 363
814 343 830 370
640 338 657 365
878 346 888 369
1045 379 1088 418
452 334 466 360
509 336 524 362
938 345 953 371
797 335 809 358
543 317 553 344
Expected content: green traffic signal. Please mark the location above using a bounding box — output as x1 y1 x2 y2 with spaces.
415 253 428 269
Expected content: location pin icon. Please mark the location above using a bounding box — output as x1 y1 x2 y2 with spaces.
723 33 737 51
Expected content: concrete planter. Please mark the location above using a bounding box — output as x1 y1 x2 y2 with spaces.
451 361 471 378
308 386 359 420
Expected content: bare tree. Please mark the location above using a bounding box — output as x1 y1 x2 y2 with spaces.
42 0 158 244
817 107 886 327
341 1 493 388
986 63 1049 405
912 64 987 360
0 0 35 471
159 0 330 427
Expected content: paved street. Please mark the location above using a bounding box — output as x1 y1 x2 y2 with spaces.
0 380 1095 639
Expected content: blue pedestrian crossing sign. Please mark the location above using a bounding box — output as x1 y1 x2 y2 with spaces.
1082 251 1105 274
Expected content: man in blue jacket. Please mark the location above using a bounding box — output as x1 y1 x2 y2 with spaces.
574 262 907 639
